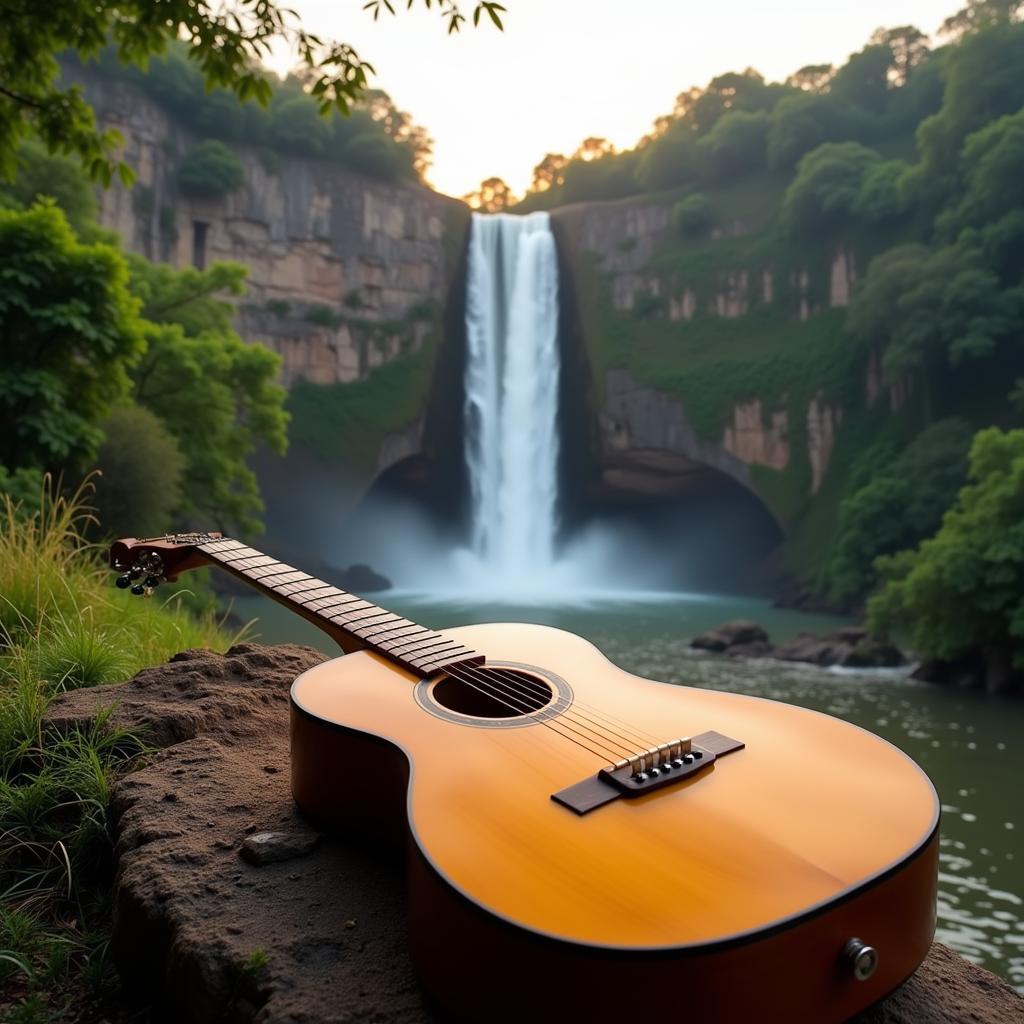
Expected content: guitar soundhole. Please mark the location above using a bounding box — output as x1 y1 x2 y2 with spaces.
431 669 554 720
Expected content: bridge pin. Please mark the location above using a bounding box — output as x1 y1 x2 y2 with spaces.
660 761 672 771
682 753 695 764
693 750 703 759
632 773 648 784
649 767 661 777
672 758 685 769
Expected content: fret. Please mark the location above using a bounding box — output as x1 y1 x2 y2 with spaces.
350 615 401 635
349 610 399 628
390 637 456 660
200 539 247 554
415 651 474 673
274 578 325 597
263 570 310 588
408 642 465 665
409 646 473 673
230 554 279 571
332 607 394 628
328 602 373 621
247 563 297 581
360 620 419 641
381 631 445 653
216 546 263 564
305 594 361 613
294 585 340 604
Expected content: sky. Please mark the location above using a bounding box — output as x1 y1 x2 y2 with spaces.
269 0 961 198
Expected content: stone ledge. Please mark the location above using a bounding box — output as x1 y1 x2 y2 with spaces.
45 645 1024 1023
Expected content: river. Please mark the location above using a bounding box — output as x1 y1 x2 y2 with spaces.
229 589 1023 989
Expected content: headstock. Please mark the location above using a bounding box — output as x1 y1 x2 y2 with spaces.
109 532 223 596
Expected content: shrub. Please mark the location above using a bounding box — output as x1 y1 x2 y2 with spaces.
672 193 716 237
178 140 246 199
91 402 186 540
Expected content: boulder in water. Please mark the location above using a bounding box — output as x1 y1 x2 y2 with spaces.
690 620 769 653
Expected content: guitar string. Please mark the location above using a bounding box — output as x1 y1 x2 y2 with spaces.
447 661 661 759
194 541 666 760
454 659 666 751
441 662 628 763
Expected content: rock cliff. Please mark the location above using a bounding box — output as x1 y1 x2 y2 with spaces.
70 70 466 388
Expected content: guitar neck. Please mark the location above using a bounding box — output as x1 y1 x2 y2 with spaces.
197 537 482 677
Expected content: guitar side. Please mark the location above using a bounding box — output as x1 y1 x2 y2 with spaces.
290 622 938 1023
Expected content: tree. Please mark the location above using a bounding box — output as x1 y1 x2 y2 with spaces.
870 26 930 85
462 177 516 212
937 107 1024 238
0 202 144 470
868 427 1024 690
572 137 616 162
786 64 835 93
0 0 507 182
827 419 974 602
127 258 289 534
780 141 882 235
830 45 893 113
766 92 858 169
529 153 568 194
178 140 246 198
672 193 715 236
0 139 97 234
941 0 1024 39
695 110 769 181
91 402 186 538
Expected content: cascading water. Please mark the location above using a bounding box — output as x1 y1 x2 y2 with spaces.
460 212 561 588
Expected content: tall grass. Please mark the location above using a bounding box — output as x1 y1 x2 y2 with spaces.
0 479 240 1019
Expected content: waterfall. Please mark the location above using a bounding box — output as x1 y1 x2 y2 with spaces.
462 212 561 586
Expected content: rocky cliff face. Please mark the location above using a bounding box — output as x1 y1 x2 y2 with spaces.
73 71 464 388
553 197 851 519
558 197 856 322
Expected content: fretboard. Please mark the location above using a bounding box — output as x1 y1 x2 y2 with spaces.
198 538 483 677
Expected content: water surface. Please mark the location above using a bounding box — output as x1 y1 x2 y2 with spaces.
230 590 1023 988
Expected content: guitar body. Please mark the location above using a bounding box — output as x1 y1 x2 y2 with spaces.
291 622 939 1024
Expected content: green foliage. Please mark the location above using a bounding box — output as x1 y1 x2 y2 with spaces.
0 467 46 508
780 142 883 236
0 203 144 471
671 193 715 237
696 110 769 181
0 141 97 235
1 1 505 183
178 140 246 198
847 242 1024 390
128 259 289 534
0 481 235 1013
868 427 1024 675
91 403 186 540
937 107 1024 238
827 419 974 601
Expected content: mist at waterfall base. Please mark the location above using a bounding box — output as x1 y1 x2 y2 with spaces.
333 211 775 605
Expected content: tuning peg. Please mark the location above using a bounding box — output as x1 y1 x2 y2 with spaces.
115 574 132 589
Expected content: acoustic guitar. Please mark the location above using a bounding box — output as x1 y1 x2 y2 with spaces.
110 532 939 1023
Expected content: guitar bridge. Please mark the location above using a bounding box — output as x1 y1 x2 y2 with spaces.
551 730 745 815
